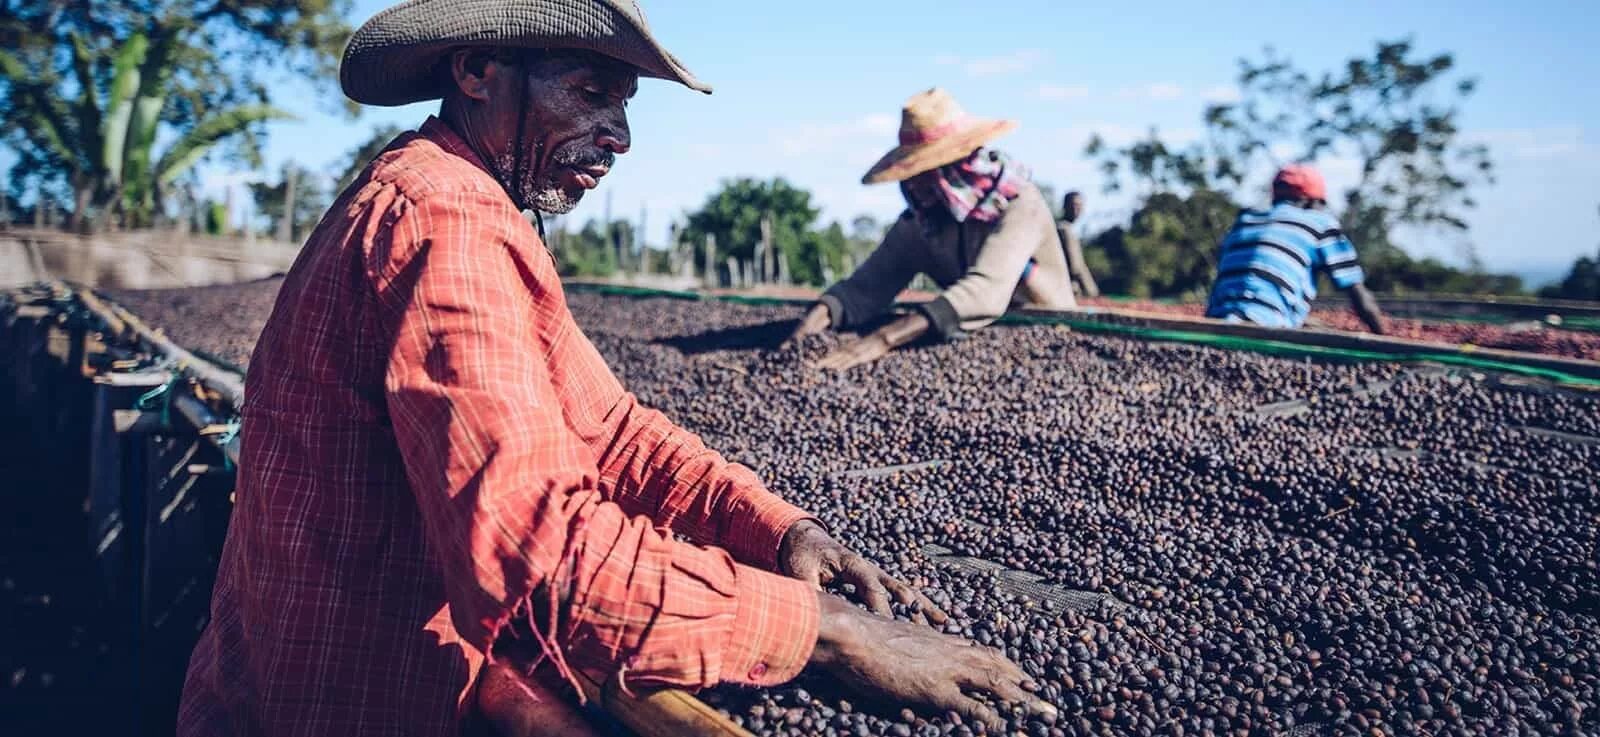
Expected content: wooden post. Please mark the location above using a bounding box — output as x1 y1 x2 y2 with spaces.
759 216 774 285
703 234 717 289
638 205 648 276
277 165 297 244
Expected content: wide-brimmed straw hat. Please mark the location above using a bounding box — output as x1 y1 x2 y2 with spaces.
340 0 710 107
861 88 1018 185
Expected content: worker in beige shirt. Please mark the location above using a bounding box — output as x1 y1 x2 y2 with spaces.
788 89 1076 370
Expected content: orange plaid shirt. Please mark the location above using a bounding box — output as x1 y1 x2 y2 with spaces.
178 117 820 736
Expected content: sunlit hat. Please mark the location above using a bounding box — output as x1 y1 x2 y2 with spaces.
1272 164 1327 201
340 0 710 107
861 88 1018 185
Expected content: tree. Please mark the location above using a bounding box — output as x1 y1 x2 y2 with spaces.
682 178 826 285
249 162 329 243
1539 206 1600 301
1085 190 1241 299
0 0 351 228
549 219 617 278
332 124 406 192
1086 128 1221 197
1204 39 1493 251
1081 40 1522 298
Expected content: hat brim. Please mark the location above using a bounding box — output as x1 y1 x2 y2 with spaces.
341 0 711 107
861 119 1018 185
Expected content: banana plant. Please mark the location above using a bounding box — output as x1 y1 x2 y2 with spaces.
6 31 292 228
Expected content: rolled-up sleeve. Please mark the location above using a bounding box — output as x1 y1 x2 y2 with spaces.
571 383 816 571
930 186 1053 337
371 190 817 689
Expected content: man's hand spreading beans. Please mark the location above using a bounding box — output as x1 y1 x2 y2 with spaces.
783 303 834 347
810 594 1056 733
779 520 947 624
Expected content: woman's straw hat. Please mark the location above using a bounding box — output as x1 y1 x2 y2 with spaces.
340 0 710 107
861 88 1018 185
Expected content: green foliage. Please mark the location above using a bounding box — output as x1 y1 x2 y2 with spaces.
204 199 230 235
791 221 850 287
1540 257 1600 302
1085 189 1241 299
681 177 820 279
550 220 618 278
333 124 406 192
1539 207 1600 301
1205 39 1493 234
677 177 871 286
1079 39 1520 299
0 0 351 228
249 162 330 242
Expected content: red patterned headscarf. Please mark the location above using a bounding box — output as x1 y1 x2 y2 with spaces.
901 147 1030 229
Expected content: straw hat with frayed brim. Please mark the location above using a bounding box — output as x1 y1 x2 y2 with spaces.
340 0 710 107
861 88 1018 185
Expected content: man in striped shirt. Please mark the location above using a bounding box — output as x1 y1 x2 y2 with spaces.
1205 165 1387 333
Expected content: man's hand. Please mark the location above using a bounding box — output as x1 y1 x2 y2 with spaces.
783 304 833 347
780 520 947 624
815 312 931 371
811 594 1055 733
815 333 893 371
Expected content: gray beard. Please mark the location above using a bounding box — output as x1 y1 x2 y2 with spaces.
492 151 586 214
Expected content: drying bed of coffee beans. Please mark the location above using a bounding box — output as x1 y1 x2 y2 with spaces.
563 292 1599 737
1076 297 1600 362
95 279 1599 736
105 277 284 370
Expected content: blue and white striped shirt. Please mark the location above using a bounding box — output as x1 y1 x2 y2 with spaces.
1205 203 1365 328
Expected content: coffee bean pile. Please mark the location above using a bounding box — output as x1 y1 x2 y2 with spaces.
106 277 284 370
565 292 1600 737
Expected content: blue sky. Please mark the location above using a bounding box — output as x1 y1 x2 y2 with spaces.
212 0 1598 285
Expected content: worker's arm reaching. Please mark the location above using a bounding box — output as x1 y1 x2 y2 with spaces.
1315 227 1385 335
1345 283 1387 335
786 214 922 345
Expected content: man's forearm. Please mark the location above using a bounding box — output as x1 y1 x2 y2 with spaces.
1347 284 1386 334
592 392 815 569
878 312 931 348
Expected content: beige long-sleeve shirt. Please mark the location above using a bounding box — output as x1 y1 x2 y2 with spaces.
821 181 1075 337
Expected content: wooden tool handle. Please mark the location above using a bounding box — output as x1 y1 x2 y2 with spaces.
576 670 753 737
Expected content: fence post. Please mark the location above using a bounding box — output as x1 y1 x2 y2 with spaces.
277 165 297 244
704 234 718 289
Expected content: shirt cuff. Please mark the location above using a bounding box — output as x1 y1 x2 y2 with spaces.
718 467 818 571
916 296 965 340
720 564 819 686
818 293 848 329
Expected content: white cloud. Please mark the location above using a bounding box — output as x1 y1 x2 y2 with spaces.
935 50 1048 78
1465 126 1591 160
1200 85 1243 104
1037 83 1091 102
773 113 899 157
1115 82 1185 101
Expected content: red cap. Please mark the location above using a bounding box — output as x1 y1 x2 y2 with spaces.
1272 164 1327 202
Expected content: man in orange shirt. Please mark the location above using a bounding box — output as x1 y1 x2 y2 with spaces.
177 1 1050 735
